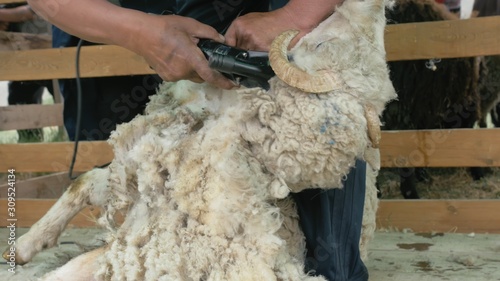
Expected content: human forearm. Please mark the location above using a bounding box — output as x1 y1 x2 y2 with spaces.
282 0 343 30
27 0 147 50
225 0 344 51
27 0 234 89
0 5 35 23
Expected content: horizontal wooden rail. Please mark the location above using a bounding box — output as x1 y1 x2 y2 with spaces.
384 16 500 61
0 141 113 172
1 17 499 81
1 199 498 233
0 103 63 130
0 128 498 172
0 0 25 3
380 128 500 168
0 199 102 228
0 44 156 81
0 31 51 51
0 172 72 199
377 200 500 234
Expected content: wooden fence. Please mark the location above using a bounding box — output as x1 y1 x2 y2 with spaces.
0 7 499 233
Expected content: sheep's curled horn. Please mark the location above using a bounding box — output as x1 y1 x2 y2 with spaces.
269 30 342 93
269 30 382 148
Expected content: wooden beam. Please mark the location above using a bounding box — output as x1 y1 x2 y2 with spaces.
2 199 499 233
0 141 113 172
0 172 72 199
0 199 102 228
377 200 500 234
0 0 25 3
1 17 499 81
0 45 155 81
0 103 63 130
385 16 500 61
0 31 51 51
0 128 498 172
380 128 500 168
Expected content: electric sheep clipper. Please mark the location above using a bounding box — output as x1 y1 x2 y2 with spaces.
198 39 275 89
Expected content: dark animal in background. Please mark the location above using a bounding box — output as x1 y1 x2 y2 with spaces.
477 55 500 128
381 0 500 199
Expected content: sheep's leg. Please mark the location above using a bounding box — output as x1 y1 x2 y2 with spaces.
492 103 500 127
2 168 110 265
398 168 419 199
39 246 107 281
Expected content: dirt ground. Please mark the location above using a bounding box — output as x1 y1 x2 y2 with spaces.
1 228 499 281
0 228 107 281
367 230 500 281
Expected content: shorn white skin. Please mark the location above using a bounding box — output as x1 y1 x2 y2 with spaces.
4 0 396 279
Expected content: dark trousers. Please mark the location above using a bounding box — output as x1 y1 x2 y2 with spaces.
58 75 161 141
291 160 368 281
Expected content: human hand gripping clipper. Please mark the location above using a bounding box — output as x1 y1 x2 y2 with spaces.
197 39 276 89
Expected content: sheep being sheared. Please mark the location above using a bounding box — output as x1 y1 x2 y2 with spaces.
5 0 396 280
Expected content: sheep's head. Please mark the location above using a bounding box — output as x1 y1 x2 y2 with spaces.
268 0 397 149
269 0 394 95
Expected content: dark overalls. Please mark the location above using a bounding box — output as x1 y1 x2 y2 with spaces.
292 160 369 281
56 1 369 279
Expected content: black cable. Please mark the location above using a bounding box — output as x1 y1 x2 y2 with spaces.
68 38 84 180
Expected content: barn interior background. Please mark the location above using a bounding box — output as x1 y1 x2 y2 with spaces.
0 0 499 280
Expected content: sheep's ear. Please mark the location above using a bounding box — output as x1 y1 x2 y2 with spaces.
269 30 342 93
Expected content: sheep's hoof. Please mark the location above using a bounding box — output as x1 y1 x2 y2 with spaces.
3 247 28 265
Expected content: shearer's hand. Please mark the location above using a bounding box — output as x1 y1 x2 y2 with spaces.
225 8 308 51
127 14 235 89
0 21 8 31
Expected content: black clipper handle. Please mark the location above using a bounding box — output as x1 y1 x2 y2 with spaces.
197 39 275 89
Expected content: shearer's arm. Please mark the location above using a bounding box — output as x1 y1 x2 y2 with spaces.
0 5 36 22
225 0 344 51
27 0 234 89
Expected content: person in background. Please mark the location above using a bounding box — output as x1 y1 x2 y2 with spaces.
0 4 53 142
472 0 500 17
445 0 462 14
435 0 462 15
0 4 35 23
28 0 369 280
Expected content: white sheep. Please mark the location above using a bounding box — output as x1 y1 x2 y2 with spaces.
4 0 396 280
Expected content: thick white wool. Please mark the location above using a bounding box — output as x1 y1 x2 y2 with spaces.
95 79 381 280
90 0 396 279
242 80 370 192
97 87 313 280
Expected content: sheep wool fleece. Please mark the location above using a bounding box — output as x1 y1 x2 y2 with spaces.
93 0 394 280
6 0 398 280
